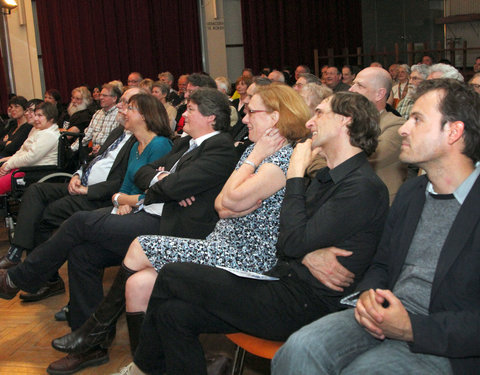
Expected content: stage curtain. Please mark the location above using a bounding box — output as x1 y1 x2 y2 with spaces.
240 0 362 72
35 0 202 100
0 47 9 113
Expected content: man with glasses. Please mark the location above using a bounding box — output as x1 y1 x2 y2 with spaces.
127 72 143 88
293 73 321 93
469 73 480 94
396 64 430 119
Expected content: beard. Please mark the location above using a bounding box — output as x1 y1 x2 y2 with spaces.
67 101 88 116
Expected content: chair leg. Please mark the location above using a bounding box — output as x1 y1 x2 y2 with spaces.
231 345 246 375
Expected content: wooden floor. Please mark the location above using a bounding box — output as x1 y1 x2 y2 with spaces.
0 226 270 374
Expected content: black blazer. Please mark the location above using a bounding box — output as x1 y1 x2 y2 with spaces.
84 125 136 201
135 132 238 239
357 174 480 375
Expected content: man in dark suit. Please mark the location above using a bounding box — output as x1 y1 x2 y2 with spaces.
0 88 238 374
272 79 480 375
0 88 141 301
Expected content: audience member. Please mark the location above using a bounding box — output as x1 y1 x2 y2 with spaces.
0 102 59 194
299 83 332 115
474 56 480 73
215 76 231 96
349 67 406 203
158 72 181 105
44 89 67 126
231 75 252 118
268 70 286 83
469 72 480 94
151 81 177 131
397 64 429 118
0 96 31 157
388 64 410 108
293 73 321 92
294 65 310 81
320 64 329 84
428 63 464 81
138 79 153 93
63 86 94 134
113 91 389 375
342 65 356 86
421 54 434 66
91 85 102 110
272 78 480 375
127 72 143 88
370 61 383 68
388 63 399 82
324 66 350 92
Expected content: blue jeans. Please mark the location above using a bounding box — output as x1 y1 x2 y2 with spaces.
271 309 452 375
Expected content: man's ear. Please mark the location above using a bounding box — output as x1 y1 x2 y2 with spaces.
447 121 465 145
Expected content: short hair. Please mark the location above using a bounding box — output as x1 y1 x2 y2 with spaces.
298 73 321 85
187 73 217 89
152 81 170 96
328 66 341 75
45 89 61 103
9 96 28 109
268 70 286 83
411 64 430 79
413 79 480 162
108 80 124 93
235 75 253 88
128 93 172 138
102 83 122 102
330 92 380 156
26 98 44 110
255 83 310 143
469 72 480 83
189 88 231 132
36 101 58 122
72 86 93 105
297 64 311 73
215 76 231 95
429 63 464 82
300 83 333 114
253 77 272 86
139 78 154 92
158 71 174 83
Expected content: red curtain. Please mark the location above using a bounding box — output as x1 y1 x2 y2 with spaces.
240 0 362 72
35 0 202 100
0 47 9 113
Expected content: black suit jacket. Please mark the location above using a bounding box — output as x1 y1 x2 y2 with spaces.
84 125 136 201
357 174 480 375
134 132 238 239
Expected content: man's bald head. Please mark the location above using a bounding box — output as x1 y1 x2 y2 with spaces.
349 67 392 111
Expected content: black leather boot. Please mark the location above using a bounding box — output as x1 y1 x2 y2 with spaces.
51 263 136 353
126 311 145 356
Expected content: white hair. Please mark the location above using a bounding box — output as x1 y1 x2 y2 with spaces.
429 63 464 82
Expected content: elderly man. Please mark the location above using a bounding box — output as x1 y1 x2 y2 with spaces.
349 67 407 203
294 73 321 92
469 73 480 94
273 78 480 375
158 71 181 106
324 66 350 92
114 91 389 375
397 64 430 118
62 86 95 133
388 63 399 82
127 72 143 87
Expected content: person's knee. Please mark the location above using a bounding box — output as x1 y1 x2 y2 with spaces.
126 273 154 305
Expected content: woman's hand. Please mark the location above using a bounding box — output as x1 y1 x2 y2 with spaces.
117 204 133 215
0 164 9 177
248 128 286 164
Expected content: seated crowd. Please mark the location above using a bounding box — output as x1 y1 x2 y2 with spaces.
0 59 479 375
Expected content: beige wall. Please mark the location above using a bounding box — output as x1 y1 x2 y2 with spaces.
5 0 42 99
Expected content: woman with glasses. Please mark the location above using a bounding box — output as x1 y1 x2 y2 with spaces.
55 83 311 362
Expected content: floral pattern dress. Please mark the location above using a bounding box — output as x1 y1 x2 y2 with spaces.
137 144 293 273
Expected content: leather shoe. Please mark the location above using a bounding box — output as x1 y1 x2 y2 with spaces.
0 255 19 270
52 315 117 353
55 305 70 322
0 269 19 300
20 277 65 302
46 347 108 374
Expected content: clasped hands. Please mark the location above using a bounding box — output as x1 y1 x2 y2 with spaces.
68 174 88 195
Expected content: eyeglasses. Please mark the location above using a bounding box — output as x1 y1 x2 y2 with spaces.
410 76 424 82
100 93 114 97
470 83 480 89
127 105 139 112
244 104 270 115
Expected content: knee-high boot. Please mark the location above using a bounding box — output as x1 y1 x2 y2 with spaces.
126 311 145 356
51 263 136 354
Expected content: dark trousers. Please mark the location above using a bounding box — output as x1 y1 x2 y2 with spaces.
134 262 330 375
8 208 162 329
13 182 111 250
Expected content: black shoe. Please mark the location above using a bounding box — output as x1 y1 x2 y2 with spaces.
0 255 19 270
19 277 65 302
0 269 19 300
55 305 70 322
52 315 117 354
46 347 108 374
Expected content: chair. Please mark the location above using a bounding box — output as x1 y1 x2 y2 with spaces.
226 333 284 375
2 131 84 241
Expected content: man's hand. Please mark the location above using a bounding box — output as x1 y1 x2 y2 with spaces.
68 175 88 195
116 204 133 215
179 196 195 207
90 145 101 155
355 289 413 342
287 139 320 179
302 247 354 291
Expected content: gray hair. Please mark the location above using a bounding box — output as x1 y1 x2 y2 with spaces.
411 64 430 79
398 64 411 74
300 83 333 114
298 73 321 85
429 63 464 82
